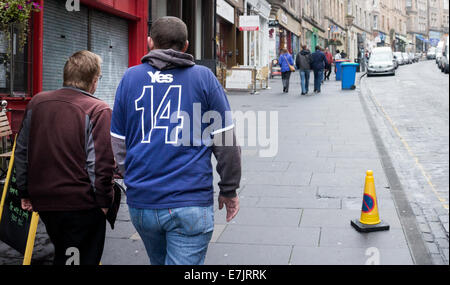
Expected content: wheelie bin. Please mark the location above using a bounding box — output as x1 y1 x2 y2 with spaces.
341 62 360 90
335 59 350 81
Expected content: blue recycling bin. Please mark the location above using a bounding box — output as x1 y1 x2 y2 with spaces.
341 63 360 90
335 59 350 81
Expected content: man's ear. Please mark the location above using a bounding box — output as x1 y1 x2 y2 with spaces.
148 36 155 51
182 40 189 53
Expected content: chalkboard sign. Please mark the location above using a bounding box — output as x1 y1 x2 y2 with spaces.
0 139 39 264
0 167 32 254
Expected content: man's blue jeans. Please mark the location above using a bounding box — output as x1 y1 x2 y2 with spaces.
313 69 324 92
129 206 214 265
300 70 311 94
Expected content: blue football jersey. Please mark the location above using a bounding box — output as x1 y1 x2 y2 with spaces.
111 63 234 209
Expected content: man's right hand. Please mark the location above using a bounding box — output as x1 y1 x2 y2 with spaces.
218 195 240 223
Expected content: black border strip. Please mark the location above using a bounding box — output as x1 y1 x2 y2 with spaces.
357 74 433 265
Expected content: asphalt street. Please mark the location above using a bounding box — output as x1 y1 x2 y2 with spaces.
361 59 449 264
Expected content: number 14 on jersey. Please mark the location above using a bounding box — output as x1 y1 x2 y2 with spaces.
135 85 184 145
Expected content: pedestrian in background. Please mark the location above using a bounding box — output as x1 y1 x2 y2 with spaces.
310 46 328 94
324 47 333 81
334 49 342 74
111 16 241 265
279 48 295 93
296 45 312 95
16 50 115 265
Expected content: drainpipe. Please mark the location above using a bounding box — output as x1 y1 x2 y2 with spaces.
244 0 248 66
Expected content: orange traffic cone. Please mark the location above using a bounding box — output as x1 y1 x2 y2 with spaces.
351 170 390 233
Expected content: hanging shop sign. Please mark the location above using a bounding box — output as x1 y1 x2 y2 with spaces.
239 15 260 31
217 0 235 24
275 9 301 36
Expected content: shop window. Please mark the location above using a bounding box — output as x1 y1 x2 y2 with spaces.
0 25 31 97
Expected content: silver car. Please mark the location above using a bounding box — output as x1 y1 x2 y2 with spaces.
393 52 404 65
402 52 411 64
367 52 396 76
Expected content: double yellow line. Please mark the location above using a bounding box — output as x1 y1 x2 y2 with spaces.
368 89 449 211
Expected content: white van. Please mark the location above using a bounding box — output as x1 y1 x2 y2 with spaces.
435 41 444 64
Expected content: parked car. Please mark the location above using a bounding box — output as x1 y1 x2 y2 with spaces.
427 47 436 59
440 37 449 74
435 41 444 64
408 52 417 63
393 52 404 65
402 52 411 64
367 47 396 77
415 52 422 62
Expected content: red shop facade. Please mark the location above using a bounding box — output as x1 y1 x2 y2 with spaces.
0 0 149 134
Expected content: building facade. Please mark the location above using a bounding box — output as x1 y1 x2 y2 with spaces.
325 0 348 55
301 0 327 52
267 0 302 60
406 0 429 52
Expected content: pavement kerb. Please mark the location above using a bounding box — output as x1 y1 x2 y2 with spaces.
357 74 434 265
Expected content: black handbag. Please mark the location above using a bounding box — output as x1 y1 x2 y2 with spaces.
106 181 126 230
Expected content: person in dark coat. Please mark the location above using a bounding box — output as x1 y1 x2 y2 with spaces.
310 46 328 93
295 45 312 95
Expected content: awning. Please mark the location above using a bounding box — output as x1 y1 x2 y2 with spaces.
395 34 408 43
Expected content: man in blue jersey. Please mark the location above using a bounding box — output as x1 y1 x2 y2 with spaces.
111 17 241 265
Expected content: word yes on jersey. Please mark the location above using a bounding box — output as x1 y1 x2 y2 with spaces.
148 71 174 84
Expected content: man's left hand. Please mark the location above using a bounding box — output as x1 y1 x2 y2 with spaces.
21 199 33 212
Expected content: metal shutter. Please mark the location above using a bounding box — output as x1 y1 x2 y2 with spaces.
90 10 129 108
42 0 88 91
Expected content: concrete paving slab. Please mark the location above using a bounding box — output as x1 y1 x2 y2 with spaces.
242 161 290 172
290 246 413 265
210 225 227 243
317 185 391 199
217 225 320 247
311 172 390 189
245 171 313 186
288 159 335 173
319 227 409 249
342 197 397 210
256 196 341 209
214 207 302 227
101 238 149 265
299 209 402 229
239 185 318 198
106 221 137 239
205 243 292 265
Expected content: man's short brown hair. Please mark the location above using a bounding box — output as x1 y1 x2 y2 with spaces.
150 17 188 51
63 50 102 91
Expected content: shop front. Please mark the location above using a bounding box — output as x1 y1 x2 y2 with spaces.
149 0 216 72
415 34 426 52
302 20 326 52
244 0 271 68
216 0 244 86
269 7 301 59
1 0 149 134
